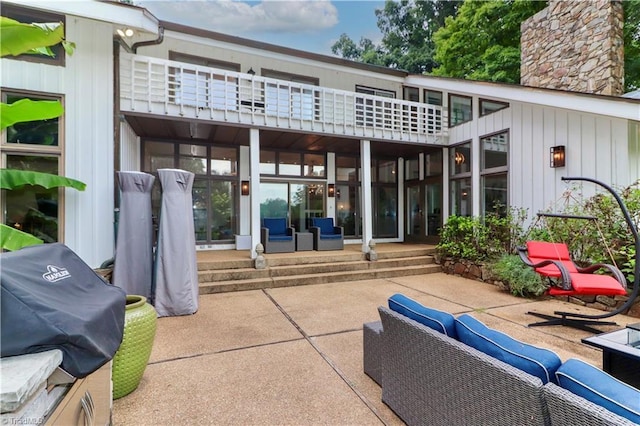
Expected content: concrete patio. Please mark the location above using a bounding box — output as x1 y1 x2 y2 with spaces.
112 272 638 425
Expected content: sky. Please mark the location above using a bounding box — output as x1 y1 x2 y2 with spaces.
137 0 386 56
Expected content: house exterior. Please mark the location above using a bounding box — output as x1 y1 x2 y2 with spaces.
2 0 639 267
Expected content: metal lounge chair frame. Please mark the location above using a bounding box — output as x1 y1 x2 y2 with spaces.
518 176 639 334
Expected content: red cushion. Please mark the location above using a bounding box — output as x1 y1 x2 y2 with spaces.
527 241 578 276
548 273 627 296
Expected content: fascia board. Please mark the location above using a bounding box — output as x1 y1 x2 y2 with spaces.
405 75 640 121
3 0 160 35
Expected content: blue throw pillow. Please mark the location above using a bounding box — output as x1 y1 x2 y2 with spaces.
556 358 640 424
455 314 561 384
388 293 457 338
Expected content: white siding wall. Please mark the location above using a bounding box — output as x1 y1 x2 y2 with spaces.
63 17 115 267
447 100 635 221
120 119 140 172
1 17 116 267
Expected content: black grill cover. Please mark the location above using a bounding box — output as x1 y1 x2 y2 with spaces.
1 243 126 378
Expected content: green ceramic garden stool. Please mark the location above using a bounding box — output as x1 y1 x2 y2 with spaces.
112 295 157 399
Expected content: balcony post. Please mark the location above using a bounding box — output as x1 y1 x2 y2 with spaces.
249 128 261 259
360 139 373 253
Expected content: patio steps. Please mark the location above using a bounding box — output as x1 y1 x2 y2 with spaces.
197 245 440 294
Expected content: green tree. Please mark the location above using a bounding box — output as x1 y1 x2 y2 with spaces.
331 0 460 73
1 17 81 251
624 1 640 91
432 0 546 83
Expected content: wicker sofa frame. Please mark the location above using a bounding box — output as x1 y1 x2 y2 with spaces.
364 307 637 426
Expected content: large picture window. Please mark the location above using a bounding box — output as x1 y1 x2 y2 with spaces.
1 91 64 242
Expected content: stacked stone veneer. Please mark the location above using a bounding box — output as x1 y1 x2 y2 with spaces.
521 0 624 95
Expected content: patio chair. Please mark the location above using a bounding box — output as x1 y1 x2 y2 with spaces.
261 217 295 253
517 240 629 333
310 217 343 251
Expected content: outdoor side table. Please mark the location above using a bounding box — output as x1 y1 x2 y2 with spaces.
582 322 640 389
296 232 313 251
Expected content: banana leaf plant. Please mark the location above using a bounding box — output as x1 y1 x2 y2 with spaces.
1 17 82 251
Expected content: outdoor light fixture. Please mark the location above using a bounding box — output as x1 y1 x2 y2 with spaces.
454 151 465 165
327 184 335 198
247 68 256 76
550 145 566 168
241 180 250 196
117 28 134 38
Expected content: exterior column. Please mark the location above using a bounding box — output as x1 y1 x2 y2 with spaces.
249 128 261 259
442 147 450 221
360 139 373 253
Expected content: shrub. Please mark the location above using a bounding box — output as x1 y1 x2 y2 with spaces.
491 254 547 297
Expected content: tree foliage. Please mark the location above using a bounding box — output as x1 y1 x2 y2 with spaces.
623 0 640 91
331 0 460 73
432 0 546 83
0 17 81 251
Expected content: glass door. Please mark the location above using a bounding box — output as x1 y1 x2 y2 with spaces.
259 181 324 231
406 183 425 242
425 179 442 241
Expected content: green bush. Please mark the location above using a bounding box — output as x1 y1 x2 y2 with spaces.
491 254 547 297
437 207 529 262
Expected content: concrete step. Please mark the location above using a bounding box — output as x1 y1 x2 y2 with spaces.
198 263 441 294
198 255 435 282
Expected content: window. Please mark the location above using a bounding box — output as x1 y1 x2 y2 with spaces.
356 86 396 98
2 5 66 66
425 150 442 177
259 150 325 178
449 94 472 126
450 142 472 216
335 155 361 238
403 87 419 102
481 131 509 216
480 99 509 117
405 158 420 180
424 90 443 106
2 91 64 242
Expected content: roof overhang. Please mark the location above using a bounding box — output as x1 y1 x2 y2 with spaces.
405 75 640 122
3 0 160 36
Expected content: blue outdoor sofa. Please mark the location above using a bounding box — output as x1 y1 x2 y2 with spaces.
363 293 640 426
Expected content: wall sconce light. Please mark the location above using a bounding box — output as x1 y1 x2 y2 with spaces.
117 28 134 38
247 68 255 75
327 184 335 198
454 151 465 165
241 180 250 196
550 145 566 168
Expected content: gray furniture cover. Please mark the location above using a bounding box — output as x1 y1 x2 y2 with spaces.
154 168 199 317
1 243 126 378
112 171 155 300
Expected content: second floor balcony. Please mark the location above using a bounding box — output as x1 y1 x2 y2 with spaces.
120 53 448 145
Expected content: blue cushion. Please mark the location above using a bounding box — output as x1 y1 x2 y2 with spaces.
269 235 292 242
312 218 335 235
455 314 562 384
556 358 640 423
388 293 457 338
263 218 286 235
320 233 341 240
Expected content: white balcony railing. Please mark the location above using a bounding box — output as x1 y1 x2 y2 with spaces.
120 53 447 144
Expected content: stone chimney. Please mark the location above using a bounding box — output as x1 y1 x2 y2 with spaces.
520 0 624 95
